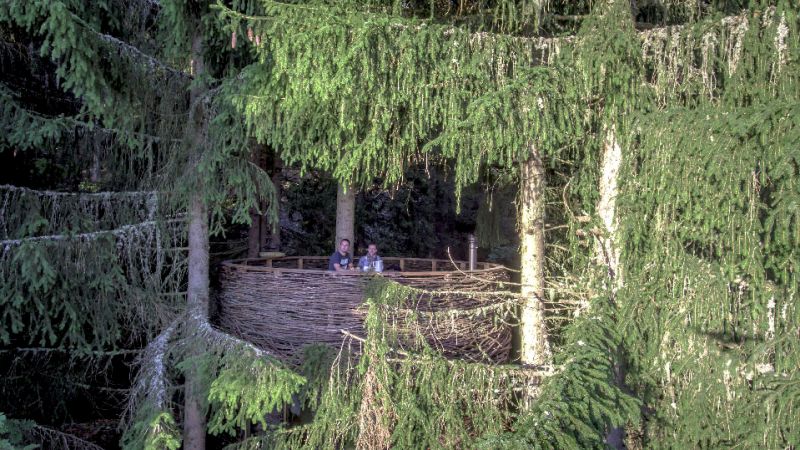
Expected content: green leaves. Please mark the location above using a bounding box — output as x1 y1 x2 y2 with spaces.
493 293 640 449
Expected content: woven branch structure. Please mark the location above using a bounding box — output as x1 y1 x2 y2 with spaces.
218 256 515 364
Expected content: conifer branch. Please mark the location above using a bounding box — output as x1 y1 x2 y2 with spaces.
1 82 183 146
124 320 177 426
0 347 141 356
94 31 191 79
23 424 106 450
217 0 758 52
61 7 190 80
0 217 183 247
190 309 272 359
0 184 157 198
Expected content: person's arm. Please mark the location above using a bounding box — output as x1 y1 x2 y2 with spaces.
330 252 343 271
334 253 353 271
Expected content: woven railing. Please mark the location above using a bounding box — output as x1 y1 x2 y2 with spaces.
218 256 514 364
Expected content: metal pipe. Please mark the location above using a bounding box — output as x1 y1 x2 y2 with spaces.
468 234 477 271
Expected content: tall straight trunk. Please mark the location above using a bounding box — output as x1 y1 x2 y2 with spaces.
267 155 283 250
183 32 208 450
595 126 623 289
519 147 551 366
335 182 355 249
597 126 625 450
247 145 267 258
247 208 262 258
184 195 209 449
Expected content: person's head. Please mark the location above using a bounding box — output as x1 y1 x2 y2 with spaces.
338 239 350 254
367 243 378 256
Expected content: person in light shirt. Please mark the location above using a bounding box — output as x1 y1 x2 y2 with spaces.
358 243 383 272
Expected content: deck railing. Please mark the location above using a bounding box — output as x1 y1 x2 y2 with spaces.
217 256 513 364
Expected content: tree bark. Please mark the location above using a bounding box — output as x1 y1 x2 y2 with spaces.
267 155 283 250
183 32 208 450
247 209 262 258
595 126 623 290
597 126 626 450
247 145 267 258
519 147 551 366
184 196 209 450
335 182 355 249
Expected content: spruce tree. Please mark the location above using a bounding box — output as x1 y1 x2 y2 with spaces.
1 1 297 447
2 0 798 448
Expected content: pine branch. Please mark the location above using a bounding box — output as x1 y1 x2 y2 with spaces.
23 425 107 450
124 320 178 426
1 82 183 146
0 38 32 64
0 184 158 198
94 31 190 80
218 0 760 53
190 309 272 359
0 217 184 246
0 347 141 356
61 7 190 81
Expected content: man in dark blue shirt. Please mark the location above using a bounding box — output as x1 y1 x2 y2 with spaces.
328 238 353 271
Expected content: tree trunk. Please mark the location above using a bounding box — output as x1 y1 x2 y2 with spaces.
247 145 267 258
595 126 623 290
597 126 626 450
519 147 551 366
184 196 209 449
335 182 355 249
247 209 262 258
183 32 208 450
267 155 283 250
248 147 283 255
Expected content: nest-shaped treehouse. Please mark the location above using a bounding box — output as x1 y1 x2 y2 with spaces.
218 256 515 363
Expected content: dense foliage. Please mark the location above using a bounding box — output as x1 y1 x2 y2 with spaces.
1 0 798 448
